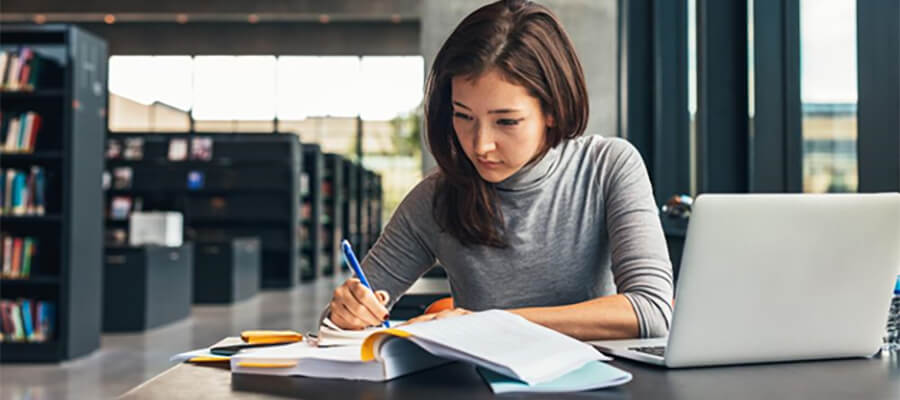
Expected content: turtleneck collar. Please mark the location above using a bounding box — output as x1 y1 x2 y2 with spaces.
495 142 564 192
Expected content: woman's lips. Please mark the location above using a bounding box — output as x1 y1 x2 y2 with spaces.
477 158 503 169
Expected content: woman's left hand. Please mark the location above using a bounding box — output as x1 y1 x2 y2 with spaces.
400 308 472 326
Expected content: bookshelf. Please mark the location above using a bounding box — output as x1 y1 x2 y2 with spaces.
103 133 302 289
300 144 323 281
356 164 371 259
0 25 106 362
366 171 384 250
342 158 360 271
322 153 345 276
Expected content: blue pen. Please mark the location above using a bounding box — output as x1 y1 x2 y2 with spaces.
341 239 390 328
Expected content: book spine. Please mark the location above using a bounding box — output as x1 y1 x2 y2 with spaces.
10 301 23 341
21 237 33 278
28 54 43 90
2 236 11 277
6 54 18 91
11 238 22 277
19 64 31 91
0 301 11 339
17 112 28 151
21 299 33 342
4 169 13 214
5 116 19 151
42 301 55 340
29 113 41 152
0 52 8 90
21 112 33 153
34 167 45 215
24 168 35 215
11 171 24 215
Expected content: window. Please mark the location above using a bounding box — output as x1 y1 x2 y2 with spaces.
800 0 858 193
108 55 425 222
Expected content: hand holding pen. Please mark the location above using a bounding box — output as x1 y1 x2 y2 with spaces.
328 240 391 330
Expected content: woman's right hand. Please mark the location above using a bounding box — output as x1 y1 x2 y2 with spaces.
329 278 390 330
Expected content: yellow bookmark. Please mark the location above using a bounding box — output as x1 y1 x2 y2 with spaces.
236 361 298 368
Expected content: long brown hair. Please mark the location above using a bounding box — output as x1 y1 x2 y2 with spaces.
425 0 589 248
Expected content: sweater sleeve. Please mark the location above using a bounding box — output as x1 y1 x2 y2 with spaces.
357 175 439 310
599 138 675 338
316 176 439 330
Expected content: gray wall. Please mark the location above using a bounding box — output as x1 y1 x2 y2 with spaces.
419 0 619 172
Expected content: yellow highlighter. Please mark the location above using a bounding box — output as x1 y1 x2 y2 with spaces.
209 331 304 356
240 330 304 345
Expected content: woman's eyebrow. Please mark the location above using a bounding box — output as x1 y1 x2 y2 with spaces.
452 101 471 110
487 108 522 115
452 101 522 115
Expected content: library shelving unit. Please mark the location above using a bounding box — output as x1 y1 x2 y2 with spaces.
300 144 323 281
341 158 360 271
356 164 371 259
0 25 106 362
321 153 345 276
103 133 302 289
365 171 383 250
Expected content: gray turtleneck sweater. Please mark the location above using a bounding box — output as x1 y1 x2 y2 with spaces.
362 135 674 338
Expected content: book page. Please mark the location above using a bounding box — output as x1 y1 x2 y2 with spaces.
396 310 608 384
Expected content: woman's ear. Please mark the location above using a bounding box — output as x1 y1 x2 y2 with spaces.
545 114 555 128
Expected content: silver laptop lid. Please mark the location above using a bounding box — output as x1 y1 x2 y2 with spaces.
665 193 900 368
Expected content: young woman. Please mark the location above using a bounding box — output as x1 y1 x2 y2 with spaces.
327 0 673 340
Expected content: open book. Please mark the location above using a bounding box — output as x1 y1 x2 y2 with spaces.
231 310 612 386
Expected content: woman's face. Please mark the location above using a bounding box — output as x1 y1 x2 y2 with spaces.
451 68 551 183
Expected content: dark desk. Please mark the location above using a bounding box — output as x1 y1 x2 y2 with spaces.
121 353 900 399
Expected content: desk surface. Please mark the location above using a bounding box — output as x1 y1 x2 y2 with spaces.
122 352 900 399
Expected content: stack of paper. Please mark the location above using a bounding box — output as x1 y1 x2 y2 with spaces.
232 310 616 387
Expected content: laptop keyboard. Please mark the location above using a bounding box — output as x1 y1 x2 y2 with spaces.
629 346 666 358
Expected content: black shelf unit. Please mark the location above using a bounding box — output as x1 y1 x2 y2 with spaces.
356 164 371 259
103 244 193 332
103 133 302 289
342 158 360 271
365 170 383 251
0 25 106 362
300 144 323 281
322 153 345 276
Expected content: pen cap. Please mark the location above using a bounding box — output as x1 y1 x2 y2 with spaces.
894 274 900 295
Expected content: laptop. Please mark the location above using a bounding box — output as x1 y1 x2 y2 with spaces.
591 193 900 368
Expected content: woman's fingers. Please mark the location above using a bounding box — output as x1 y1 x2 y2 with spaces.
329 279 387 329
347 279 390 322
376 290 390 305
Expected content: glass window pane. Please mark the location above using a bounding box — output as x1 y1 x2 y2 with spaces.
193 56 276 123
108 56 191 132
359 56 424 121
800 0 858 193
276 56 361 120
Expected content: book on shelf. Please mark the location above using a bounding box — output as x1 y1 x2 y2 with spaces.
190 137 213 161
0 47 59 92
168 138 188 162
123 137 144 160
187 170 205 190
112 166 133 190
0 166 46 216
2 234 38 278
0 299 55 343
0 111 42 153
106 138 122 160
110 196 133 220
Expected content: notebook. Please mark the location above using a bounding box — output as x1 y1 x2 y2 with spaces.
232 310 611 385
478 360 632 394
315 317 384 347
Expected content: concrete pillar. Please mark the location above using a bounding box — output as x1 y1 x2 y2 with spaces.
419 0 619 173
